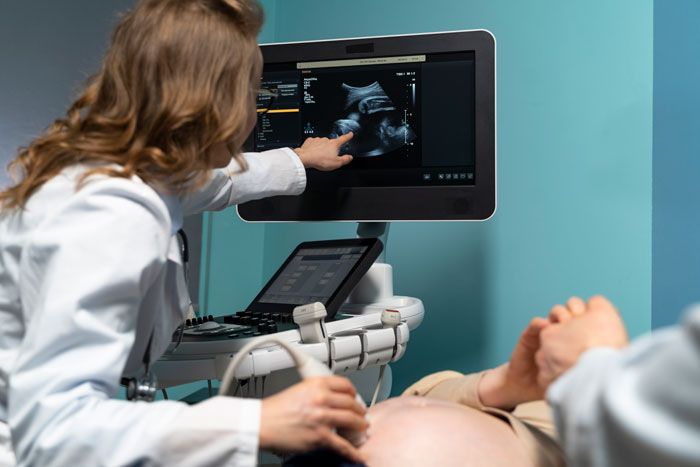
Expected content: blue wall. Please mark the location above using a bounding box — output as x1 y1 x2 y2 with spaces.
203 0 654 396
652 0 700 328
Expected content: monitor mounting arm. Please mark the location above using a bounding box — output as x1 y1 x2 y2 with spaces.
356 222 390 264
351 222 392 303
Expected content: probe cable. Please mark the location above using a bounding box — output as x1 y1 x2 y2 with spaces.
218 336 328 396
370 364 386 407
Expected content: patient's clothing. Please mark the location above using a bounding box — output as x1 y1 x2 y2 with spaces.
402 370 566 467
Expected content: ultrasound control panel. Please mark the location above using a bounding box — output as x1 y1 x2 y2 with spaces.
179 310 357 342
179 311 347 341
175 238 382 342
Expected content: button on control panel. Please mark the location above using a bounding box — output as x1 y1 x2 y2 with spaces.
180 311 299 341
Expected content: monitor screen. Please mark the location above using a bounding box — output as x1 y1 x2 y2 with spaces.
239 30 495 221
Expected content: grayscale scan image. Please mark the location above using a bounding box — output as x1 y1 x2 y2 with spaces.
330 82 416 158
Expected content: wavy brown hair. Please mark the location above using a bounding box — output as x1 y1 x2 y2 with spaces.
0 0 263 210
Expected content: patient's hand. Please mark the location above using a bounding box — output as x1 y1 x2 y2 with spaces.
536 295 629 389
478 317 550 409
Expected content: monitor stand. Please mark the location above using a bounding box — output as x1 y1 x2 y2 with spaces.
356 222 389 263
344 221 422 326
337 221 423 401
350 222 393 303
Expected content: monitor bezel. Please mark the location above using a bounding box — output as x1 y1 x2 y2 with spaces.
238 29 496 222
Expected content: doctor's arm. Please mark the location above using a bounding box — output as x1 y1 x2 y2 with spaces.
180 132 354 215
9 180 263 466
8 180 366 466
538 296 700 466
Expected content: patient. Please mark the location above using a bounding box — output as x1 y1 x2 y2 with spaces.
286 310 570 467
359 396 539 466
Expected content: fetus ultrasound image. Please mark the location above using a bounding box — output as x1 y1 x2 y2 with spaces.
302 66 420 168
329 81 416 158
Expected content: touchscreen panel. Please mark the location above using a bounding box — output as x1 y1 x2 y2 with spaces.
247 238 383 317
259 245 369 305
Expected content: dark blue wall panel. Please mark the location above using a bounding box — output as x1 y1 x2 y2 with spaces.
652 1 700 328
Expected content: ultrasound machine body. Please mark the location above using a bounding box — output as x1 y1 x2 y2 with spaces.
154 29 496 401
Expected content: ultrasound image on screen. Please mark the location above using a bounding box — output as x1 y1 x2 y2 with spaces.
302 65 419 165
328 81 417 158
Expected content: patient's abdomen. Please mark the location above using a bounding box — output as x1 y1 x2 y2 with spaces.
360 396 533 467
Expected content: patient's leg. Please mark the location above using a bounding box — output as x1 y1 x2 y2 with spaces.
360 396 533 467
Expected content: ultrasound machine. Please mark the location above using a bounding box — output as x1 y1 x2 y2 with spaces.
153 29 496 403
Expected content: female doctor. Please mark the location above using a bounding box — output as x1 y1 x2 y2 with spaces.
0 0 368 465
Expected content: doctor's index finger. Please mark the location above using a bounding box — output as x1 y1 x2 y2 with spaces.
333 131 354 146
324 392 367 415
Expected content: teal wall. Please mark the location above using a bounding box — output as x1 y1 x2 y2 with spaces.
203 0 654 395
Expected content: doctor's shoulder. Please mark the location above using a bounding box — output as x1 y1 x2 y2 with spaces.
2 163 174 249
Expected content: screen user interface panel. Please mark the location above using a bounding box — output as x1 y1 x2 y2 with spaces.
256 53 476 188
247 238 383 317
259 245 368 305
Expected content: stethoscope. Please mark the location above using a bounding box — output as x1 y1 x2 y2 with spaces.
121 332 158 402
121 229 189 402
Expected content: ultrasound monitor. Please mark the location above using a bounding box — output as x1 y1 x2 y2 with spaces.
238 30 495 221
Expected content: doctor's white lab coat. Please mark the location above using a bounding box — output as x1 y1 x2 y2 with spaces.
0 148 305 467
